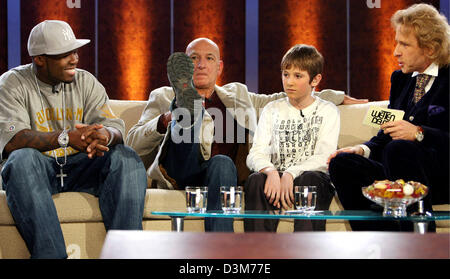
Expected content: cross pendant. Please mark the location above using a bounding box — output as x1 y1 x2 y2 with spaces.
56 167 67 188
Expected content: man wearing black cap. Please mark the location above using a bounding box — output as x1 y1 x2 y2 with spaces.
0 20 148 258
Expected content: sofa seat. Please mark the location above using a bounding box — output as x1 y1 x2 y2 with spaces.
1 99 448 259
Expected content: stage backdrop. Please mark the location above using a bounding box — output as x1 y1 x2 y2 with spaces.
3 0 442 101
97 1 171 100
259 0 441 100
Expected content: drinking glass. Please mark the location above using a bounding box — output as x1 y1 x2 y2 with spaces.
294 186 317 211
220 186 243 213
185 186 208 213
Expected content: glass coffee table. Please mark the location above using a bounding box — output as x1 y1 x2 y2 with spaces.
151 210 450 234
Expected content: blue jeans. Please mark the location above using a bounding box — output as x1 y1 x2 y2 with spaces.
162 121 236 232
1 144 148 258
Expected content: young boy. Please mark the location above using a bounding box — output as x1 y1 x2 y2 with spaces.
244 44 340 232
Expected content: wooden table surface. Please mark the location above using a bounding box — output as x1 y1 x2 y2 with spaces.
100 230 449 259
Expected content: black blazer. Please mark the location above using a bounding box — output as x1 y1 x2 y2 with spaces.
365 66 449 164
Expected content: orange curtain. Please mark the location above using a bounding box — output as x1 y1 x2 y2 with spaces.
259 0 345 94
17 0 440 101
98 0 170 100
259 0 439 101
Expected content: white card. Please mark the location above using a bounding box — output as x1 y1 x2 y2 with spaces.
363 106 405 128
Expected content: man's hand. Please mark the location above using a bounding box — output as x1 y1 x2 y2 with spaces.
71 124 110 158
261 167 281 208
157 111 172 134
342 95 369 105
380 120 418 141
327 145 364 165
280 172 294 210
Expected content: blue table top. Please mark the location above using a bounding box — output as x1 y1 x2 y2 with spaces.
151 210 450 221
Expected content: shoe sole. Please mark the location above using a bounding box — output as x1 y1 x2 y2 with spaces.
167 52 201 112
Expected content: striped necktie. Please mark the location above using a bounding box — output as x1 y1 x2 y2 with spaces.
413 74 431 104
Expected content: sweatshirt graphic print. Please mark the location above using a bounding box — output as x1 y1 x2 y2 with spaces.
273 106 322 170
247 97 340 179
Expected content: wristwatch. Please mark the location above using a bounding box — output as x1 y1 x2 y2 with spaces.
415 126 424 142
58 129 69 148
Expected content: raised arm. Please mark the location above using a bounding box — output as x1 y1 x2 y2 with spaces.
126 87 174 161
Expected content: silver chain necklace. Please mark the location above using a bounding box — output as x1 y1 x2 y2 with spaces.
31 65 68 188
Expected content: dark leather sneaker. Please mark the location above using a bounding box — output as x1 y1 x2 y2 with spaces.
167 52 202 118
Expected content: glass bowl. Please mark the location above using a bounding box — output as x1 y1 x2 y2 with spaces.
362 180 428 217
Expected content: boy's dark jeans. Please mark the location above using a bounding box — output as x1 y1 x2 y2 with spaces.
244 171 335 232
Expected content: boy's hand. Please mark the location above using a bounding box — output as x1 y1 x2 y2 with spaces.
262 168 281 208
280 172 294 210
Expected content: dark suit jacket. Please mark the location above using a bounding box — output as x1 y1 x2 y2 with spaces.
365 66 449 160
365 66 449 203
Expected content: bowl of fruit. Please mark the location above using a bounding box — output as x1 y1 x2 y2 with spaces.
362 179 428 217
